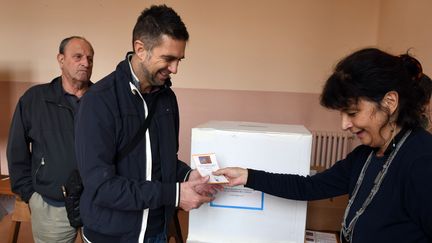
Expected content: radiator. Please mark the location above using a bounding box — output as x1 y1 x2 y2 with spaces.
310 131 354 168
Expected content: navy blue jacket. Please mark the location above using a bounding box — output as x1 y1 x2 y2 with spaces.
75 56 190 242
247 127 432 243
7 77 79 202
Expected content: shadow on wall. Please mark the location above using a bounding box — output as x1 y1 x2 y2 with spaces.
0 66 34 175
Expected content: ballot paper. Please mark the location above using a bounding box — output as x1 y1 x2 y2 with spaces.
192 153 229 184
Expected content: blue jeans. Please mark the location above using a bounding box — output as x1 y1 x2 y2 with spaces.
144 231 167 243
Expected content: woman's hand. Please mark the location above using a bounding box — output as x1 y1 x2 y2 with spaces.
213 167 248 187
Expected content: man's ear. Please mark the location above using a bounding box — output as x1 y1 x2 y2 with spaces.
133 40 147 61
382 91 399 114
57 53 64 67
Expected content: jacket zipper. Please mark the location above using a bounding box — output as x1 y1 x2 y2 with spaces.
34 157 45 177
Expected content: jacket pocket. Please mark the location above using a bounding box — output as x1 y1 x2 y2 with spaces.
34 157 50 186
92 206 141 235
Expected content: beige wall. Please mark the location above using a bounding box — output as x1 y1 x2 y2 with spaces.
1 0 380 93
2 0 431 92
175 0 380 93
378 0 432 75
1 1 432 173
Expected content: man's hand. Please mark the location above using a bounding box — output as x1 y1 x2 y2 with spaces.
188 170 223 196
213 167 248 187
179 176 213 211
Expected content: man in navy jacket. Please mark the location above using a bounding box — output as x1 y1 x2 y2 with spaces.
75 5 216 243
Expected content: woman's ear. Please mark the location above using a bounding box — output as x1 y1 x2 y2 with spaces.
382 91 399 114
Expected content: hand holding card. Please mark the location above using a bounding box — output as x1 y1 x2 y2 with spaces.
192 153 229 184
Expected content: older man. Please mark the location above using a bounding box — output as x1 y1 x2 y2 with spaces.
7 36 94 243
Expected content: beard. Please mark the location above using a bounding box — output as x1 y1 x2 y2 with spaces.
141 62 166 87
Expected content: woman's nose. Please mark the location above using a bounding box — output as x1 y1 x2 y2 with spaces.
341 114 352 131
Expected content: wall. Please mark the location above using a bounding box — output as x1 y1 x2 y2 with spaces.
0 0 383 173
378 0 432 75
1 0 432 175
0 0 380 92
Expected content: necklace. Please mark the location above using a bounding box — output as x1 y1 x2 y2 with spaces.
340 129 412 242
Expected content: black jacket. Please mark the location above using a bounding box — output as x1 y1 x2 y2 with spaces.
75 56 190 242
7 77 79 202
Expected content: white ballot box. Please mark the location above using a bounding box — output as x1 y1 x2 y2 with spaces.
188 121 312 243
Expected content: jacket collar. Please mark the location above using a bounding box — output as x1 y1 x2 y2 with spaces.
44 76 67 105
44 76 93 107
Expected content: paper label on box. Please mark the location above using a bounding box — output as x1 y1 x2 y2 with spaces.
210 186 264 210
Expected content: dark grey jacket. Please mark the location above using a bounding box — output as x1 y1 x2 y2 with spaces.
7 77 78 202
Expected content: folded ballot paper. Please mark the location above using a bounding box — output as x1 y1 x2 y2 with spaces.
192 153 229 184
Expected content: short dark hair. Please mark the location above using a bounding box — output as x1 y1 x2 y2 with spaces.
320 48 431 129
59 36 93 54
132 5 189 51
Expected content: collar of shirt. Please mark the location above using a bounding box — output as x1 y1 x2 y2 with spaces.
61 88 79 111
127 53 141 93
